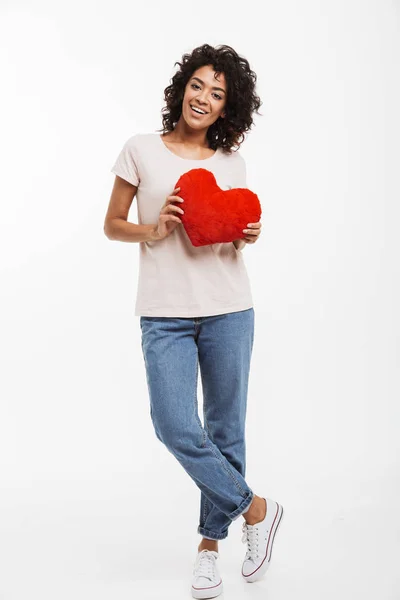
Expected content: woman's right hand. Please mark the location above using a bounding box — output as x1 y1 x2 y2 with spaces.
151 186 185 240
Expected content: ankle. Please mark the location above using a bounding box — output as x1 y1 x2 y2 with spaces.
243 496 267 525
198 539 219 553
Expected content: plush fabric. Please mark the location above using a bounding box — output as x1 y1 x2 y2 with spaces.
174 168 262 247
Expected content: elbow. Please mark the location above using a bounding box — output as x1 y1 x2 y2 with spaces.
103 220 114 240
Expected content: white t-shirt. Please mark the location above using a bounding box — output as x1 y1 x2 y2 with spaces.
110 132 254 317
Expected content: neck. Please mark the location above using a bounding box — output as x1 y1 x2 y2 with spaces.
168 117 209 148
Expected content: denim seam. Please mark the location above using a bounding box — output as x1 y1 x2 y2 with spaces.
202 416 210 525
202 496 208 525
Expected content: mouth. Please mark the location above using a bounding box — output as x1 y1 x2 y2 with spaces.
190 104 208 117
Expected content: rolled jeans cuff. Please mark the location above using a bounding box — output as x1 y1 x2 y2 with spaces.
230 491 254 521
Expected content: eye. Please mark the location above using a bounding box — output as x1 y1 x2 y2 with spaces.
190 83 223 101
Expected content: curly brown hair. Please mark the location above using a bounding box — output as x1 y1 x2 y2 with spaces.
157 43 262 154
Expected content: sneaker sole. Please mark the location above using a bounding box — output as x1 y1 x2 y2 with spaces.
242 502 284 583
191 579 223 599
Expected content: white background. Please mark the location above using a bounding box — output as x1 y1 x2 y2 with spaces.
1 1 399 598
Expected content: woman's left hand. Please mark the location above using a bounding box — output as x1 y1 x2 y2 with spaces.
243 221 262 244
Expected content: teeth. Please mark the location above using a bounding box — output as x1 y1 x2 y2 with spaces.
191 105 206 114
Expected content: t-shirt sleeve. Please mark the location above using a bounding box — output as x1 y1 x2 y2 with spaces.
110 135 140 186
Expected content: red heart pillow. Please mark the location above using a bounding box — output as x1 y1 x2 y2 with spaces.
174 168 262 247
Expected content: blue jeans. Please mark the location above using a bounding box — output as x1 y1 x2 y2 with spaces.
139 308 255 540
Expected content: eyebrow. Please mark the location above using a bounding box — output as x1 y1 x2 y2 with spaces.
191 76 226 94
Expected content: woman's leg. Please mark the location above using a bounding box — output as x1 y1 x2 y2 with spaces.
197 308 255 540
140 315 254 541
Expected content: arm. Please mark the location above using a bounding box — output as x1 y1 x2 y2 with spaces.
233 238 246 251
232 155 262 249
104 175 158 242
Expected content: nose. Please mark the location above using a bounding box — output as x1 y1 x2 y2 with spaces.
196 91 208 104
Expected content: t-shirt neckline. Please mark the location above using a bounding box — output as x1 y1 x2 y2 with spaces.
157 133 220 162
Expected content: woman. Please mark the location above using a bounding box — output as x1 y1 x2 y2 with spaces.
104 43 284 598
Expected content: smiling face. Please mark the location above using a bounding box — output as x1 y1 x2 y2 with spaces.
182 64 227 129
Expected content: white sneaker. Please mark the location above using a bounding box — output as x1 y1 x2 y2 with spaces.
191 549 223 599
241 497 284 583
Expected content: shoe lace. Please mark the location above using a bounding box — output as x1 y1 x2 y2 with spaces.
242 522 259 561
194 550 217 581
